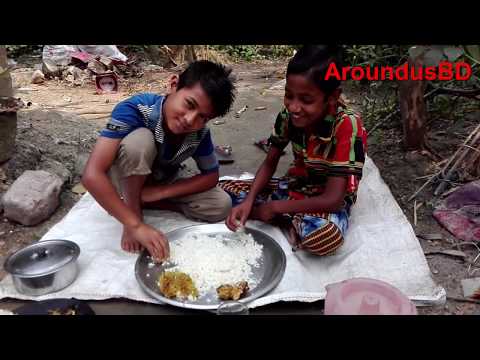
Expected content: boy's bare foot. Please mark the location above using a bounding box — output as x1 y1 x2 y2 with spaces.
121 229 144 253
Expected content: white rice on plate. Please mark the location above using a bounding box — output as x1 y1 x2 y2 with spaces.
0 309 16 315
163 230 263 297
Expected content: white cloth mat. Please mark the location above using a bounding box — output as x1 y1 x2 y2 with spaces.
0 156 446 308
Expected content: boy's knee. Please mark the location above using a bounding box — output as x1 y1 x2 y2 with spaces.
208 190 232 222
116 128 157 176
182 188 232 223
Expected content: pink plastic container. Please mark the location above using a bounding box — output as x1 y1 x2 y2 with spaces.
324 278 417 315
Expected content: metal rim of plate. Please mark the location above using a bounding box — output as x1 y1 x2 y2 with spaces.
135 223 286 311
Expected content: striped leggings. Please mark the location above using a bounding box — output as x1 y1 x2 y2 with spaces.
219 179 350 256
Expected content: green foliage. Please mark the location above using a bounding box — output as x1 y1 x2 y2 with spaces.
340 46 408 131
5 45 42 57
213 45 411 64
408 45 480 81
211 45 296 61
342 45 479 82
343 45 411 67
355 45 480 135
409 45 480 66
360 82 399 129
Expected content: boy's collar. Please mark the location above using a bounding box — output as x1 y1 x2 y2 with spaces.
154 95 168 143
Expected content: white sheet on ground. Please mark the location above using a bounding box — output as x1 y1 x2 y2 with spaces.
0 157 446 308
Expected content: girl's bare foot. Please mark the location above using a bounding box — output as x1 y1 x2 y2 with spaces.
287 225 303 251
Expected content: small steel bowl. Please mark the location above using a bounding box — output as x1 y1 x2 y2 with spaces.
4 240 80 296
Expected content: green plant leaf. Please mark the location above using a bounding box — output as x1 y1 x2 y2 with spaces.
443 46 464 61
465 45 480 62
424 48 445 67
0 65 11 77
408 46 426 60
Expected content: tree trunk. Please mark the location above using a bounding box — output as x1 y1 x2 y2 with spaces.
185 45 197 63
398 56 428 150
165 45 198 66
145 45 197 68
460 138 480 181
0 45 17 164
145 45 174 67
0 46 13 97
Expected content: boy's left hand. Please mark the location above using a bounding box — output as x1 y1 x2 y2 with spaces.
251 202 277 223
141 185 166 203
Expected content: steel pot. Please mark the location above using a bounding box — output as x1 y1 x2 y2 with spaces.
4 240 80 296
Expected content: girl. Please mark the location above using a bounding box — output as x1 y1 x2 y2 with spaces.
222 45 367 256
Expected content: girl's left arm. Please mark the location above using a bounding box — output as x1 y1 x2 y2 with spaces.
270 176 348 215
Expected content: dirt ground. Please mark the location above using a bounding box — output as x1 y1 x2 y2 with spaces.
1 55 479 315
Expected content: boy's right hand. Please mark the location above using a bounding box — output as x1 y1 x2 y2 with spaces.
124 223 170 261
226 200 253 232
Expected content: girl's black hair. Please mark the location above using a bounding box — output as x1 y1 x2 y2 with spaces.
286 45 343 96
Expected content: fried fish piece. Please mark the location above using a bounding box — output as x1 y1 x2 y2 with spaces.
216 281 249 301
158 271 199 300
47 308 77 315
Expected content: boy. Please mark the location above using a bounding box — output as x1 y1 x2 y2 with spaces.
82 60 235 261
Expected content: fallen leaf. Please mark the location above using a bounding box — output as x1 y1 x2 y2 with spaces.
425 249 467 259
440 186 459 198
0 167 6 181
71 183 87 195
235 105 248 117
454 302 476 315
461 277 480 299
417 233 443 241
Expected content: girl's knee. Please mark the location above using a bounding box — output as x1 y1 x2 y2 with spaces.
301 222 344 256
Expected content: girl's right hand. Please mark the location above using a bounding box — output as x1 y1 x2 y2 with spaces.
226 200 253 232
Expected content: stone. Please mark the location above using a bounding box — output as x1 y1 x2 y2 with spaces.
42 59 60 78
72 66 85 80
40 158 72 185
4 142 42 180
2 170 63 225
71 183 87 195
87 59 107 74
98 56 113 69
0 113 17 163
144 64 164 72
65 74 74 84
461 277 480 299
268 79 286 90
31 70 45 84
74 153 89 177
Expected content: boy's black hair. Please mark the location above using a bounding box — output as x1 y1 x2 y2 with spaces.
177 60 235 118
286 45 343 97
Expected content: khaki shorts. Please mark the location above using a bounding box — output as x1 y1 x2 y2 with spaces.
110 128 231 222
